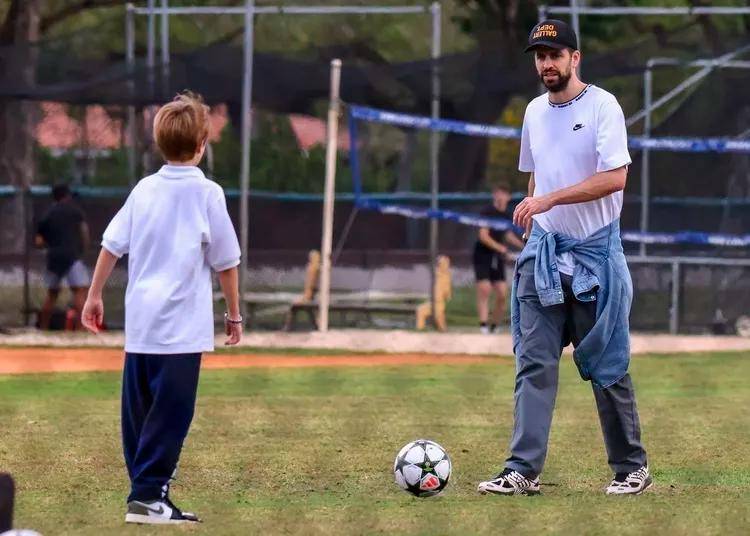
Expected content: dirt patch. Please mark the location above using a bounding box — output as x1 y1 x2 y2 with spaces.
4 329 750 357
0 347 502 375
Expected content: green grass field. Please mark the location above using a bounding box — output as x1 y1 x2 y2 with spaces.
1 351 749 535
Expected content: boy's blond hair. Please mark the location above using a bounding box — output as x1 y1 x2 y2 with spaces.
153 92 210 162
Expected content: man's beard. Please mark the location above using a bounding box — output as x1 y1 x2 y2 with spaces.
540 69 572 93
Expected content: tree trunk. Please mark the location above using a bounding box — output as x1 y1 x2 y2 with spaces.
437 1 524 193
0 0 40 256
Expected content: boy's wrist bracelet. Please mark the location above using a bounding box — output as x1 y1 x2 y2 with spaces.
224 312 243 324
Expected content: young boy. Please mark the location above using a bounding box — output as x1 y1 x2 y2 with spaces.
81 92 243 525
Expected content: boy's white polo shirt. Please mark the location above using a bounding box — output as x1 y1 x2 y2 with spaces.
519 84 632 275
102 165 241 354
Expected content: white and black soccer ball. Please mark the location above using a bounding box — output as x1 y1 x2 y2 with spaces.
393 439 451 497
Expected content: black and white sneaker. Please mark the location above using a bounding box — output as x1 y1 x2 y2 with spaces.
605 465 652 495
125 497 201 525
477 468 541 496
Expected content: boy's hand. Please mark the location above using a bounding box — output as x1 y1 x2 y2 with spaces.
224 315 243 345
81 297 104 334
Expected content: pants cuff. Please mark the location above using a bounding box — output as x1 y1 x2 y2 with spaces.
505 462 538 480
127 486 165 503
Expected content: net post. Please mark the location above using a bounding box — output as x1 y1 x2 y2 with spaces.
537 5 548 93
239 0 256 323
571 0 581 76
347 109 362 199
670 261 680 334
160 0 170 97
125 3 137 186
429 1 441 330
144 0 156 173
538 4 548 21
640 60 653 256
147 0 155 97
22 188 31 327
319 59 343 332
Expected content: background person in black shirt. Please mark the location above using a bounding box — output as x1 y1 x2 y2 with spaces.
35 184 91 330
474 182 524 333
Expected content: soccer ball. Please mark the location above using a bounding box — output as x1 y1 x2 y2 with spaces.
393 439 451 497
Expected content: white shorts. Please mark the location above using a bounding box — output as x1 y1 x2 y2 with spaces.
44 260 91 290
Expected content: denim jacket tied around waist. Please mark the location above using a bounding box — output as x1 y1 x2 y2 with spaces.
510 219 633 389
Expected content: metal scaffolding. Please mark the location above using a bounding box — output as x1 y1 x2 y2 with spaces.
125 2 441 328
539 3 750 255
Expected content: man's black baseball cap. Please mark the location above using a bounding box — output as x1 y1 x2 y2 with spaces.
524 19 578 52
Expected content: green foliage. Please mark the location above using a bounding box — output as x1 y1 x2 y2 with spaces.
486 96 528 192
36 147 130 187
209 112 350 193
208 123 242 188
36 148 74 186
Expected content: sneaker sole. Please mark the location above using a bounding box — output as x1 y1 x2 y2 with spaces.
635 476 654 495
125 513 193 525
477 485 541 496
606 475 653 496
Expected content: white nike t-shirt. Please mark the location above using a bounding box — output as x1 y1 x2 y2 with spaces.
102 165 241 354
518 84 631 274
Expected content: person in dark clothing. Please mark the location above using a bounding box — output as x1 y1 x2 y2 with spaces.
35 184 91 330
473 182 524 333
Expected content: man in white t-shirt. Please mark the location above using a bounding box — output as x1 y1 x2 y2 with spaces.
477 20 650 496
81 92 242 525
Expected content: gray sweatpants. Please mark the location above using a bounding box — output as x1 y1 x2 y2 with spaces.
505 261 647 478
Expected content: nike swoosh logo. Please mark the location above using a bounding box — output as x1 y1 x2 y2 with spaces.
136 502 165 515
573 124 584 131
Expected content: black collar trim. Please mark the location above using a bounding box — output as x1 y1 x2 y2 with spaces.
548 84 591 108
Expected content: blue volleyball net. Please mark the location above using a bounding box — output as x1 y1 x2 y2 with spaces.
347 104 750 248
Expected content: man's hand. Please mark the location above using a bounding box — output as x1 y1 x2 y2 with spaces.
81 296 104 334
513 195 554 230
224 315 243 345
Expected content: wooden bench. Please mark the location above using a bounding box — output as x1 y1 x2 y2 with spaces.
214 290 427 329
285 301 416 331
214 250 450 331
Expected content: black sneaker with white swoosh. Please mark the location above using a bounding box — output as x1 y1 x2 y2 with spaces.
573 123 584 131
125 497 201 524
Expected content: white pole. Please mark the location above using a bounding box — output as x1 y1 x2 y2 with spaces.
161 0 170 96
429 1 441 329
125 3 137 186
147 0 155 97
537 5 547 94
570 0 581 76
319 58 343 332
670 261 680 334
640 61 653 256
145 0 156 173
239 0 255 321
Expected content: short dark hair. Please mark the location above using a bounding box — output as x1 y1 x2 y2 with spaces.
491 181 511 193
52 184 71 201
